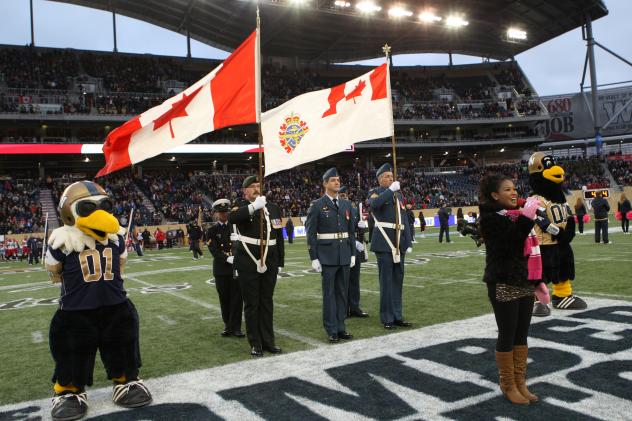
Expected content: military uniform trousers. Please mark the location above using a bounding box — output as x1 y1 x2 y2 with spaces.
348 256 361 314
322 264 350 336
238 269 277 349
215 275 243 333
376 252 405 324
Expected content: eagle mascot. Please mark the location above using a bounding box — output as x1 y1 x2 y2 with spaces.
45 181 151 421
528 152 587 316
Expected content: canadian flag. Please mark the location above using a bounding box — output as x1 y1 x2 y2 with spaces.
97 30 260 177
261 63 393 176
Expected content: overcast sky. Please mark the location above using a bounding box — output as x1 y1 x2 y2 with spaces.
1 0 630 96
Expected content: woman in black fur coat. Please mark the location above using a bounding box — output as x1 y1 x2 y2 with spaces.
479 174 544 405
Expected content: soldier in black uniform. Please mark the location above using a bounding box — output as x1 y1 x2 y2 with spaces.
207 199 244 338
188 221 204 259
229 176 285 357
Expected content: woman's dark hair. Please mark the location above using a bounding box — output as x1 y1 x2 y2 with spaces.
479 174 512 204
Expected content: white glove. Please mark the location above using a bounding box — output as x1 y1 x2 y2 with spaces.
357 220 367 229
355 241 365 252
252 195 267 211
230 233 239 242
350 256 356 268
389 181 400 192
406 247 412 254
226 256 234 264
278 267 283 273
311 259 322 273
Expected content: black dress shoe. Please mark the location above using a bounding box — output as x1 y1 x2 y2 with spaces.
233 331 246 338
220 330 231 337
328 334 339 343
263 345 282 354
250 346 263 357
394 320 412 327
383 323 397 329
337 331 353 340
349 310 369 318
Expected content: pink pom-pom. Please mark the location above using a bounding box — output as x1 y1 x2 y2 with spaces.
583 214 590 223
615 211 623 221
627 211 632 220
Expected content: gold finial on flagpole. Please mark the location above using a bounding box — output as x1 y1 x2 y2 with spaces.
382 43 391 58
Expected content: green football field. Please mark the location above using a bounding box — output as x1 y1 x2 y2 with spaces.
1 224 631 405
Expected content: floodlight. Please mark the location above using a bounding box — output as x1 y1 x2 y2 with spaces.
356 1 381 13
289 0 307 4
334 0 351 7
507 28 527 40
388 6 413 18
500 148 505 152
445 15 468 28
418 11 441 23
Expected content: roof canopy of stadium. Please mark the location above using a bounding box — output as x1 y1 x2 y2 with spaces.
52 0 607 62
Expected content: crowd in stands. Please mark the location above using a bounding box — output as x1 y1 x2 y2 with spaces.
1 45 543 122
607 156 632 186
2 154 625 235
0 178 44 234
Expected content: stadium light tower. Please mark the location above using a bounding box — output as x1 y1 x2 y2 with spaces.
356 1 381 14
418 11 442 24
507 28 527 40
445 15 469 28
388 6 413 19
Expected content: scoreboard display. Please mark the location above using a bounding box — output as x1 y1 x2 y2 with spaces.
583 189 609 199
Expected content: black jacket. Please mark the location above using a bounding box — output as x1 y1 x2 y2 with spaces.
618 199 631 215
229 199 285 272
438 207 450 226
207 221 234 277
479 202 535 287
592 197 610 220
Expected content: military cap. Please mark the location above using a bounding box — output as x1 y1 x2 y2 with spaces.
242 175 259 188
212 198 231 212
339 186 348 194
322 167 339 181
376 163 393 178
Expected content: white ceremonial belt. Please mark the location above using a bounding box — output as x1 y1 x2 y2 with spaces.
375 222 404 230
317 232 349 240
238 235 276 246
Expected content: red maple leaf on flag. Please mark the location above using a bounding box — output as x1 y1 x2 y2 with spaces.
345 80 366 103
153 85 204 138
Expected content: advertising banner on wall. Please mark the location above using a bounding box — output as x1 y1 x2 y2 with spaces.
537 86 632 141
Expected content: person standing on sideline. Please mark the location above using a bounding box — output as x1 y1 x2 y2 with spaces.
208 199 244 338
618 193 631 234
574 197 587 235
479 174 545 405
188 221 204 259
438 202 452 243
592 191 611 244
285 217 295 244
306 169 356 343
339 186 369 319
405 204 416 243
369 163 413 330
229 176 285 357
418 210 426 238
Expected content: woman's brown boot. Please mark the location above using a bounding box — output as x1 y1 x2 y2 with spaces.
513 345 538 402
496 351 529 404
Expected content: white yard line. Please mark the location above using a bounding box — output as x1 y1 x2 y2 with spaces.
157 314 178 326
126 276 321 348
31 331 44 343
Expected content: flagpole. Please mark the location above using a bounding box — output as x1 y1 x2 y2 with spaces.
256 6 265 263
383 43 400 255
41 212 48 265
